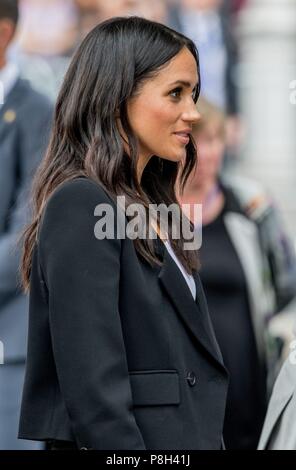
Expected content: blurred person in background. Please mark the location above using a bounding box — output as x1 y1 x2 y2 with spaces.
170 0 238 115
177 98 296 449
168 0 242 163
18 0 79 57
95 0 168 23
75 0 103 37
258 326 296 449
0 0 53 449
229 0 248 17
10 0 81 100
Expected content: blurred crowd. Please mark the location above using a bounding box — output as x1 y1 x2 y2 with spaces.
1 0 296 452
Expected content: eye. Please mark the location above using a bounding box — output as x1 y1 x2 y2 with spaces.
170 87 182 99
170 87 197 101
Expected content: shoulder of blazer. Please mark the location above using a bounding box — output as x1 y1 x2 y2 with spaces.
44 177 117 213
37 177 123 286
37 177 120 244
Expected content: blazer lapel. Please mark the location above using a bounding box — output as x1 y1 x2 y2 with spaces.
156 238 225 370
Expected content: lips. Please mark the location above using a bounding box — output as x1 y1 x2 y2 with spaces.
174 131 191 145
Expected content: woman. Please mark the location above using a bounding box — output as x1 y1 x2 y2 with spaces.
178 98 296 449
17 17 228 450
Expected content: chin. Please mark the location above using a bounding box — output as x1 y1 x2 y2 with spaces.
161 151 186 163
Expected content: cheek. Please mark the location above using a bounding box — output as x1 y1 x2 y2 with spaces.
130 101 171 141
143 106 173 135
153 105 172 121
138 108 177 157
128 96 182 159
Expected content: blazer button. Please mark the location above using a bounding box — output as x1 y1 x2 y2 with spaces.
186 371 197 386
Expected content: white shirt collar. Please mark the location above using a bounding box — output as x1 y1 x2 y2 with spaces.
0 61 19 107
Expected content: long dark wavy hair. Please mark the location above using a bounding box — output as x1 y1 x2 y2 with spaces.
21 16 201 293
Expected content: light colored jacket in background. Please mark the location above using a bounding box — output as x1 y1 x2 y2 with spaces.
221 175 296 389
258 350 296 449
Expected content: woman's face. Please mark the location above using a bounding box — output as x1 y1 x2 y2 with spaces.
191 124 225 185
126 47 200 175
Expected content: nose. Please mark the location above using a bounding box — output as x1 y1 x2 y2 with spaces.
182 102 201 125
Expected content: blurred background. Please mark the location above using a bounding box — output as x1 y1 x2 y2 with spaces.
1 0 296 450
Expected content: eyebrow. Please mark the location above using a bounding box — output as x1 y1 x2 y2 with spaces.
168 80 199 90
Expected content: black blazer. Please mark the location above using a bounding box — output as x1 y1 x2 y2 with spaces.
18 177 228 450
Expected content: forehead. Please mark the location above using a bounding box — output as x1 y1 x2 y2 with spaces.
149 47 199 88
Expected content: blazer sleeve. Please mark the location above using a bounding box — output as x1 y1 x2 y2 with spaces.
38 179 146 450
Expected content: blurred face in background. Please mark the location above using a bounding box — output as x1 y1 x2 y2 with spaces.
190 120 225 188
18 0 79 56
75 0 98 9
96 0 167 22
0 18 15 64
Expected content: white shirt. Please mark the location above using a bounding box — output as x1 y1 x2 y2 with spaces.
164 240 196 301
0 61 19 107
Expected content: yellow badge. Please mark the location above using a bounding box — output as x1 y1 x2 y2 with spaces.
3 109 16 123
